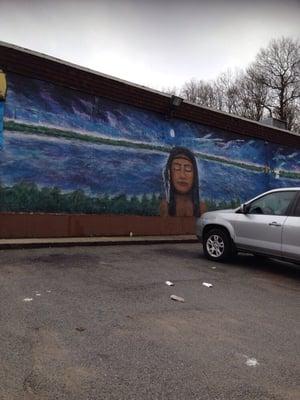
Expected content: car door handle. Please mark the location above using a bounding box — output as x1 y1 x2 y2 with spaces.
269 222 281 227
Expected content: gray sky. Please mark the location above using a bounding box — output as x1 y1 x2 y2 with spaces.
0 0 299 91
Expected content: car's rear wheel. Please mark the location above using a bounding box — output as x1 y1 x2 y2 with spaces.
203 228 233 262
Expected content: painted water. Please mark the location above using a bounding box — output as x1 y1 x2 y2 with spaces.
2 131 295 208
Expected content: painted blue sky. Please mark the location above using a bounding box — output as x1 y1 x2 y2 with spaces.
3 73 268 166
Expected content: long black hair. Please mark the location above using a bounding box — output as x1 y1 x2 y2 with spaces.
163 147 200 217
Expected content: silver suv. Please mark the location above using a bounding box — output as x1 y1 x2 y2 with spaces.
196 188 300 263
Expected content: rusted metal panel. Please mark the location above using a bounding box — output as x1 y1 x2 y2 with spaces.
0 213 196 238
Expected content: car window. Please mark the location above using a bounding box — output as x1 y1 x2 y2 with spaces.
248 191 296 216
293 197 300 217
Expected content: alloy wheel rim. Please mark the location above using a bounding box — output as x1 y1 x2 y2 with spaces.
206 234 225 258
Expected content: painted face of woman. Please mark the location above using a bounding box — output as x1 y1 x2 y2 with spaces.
171 156 194 194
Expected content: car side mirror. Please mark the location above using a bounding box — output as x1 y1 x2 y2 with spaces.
240 203 249 214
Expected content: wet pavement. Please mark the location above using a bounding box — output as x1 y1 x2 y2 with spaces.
0 243 299 399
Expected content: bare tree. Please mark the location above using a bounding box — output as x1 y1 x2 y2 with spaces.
161 86 179 96
179 78 216 108
180 71 255 117
248 37 300 129
285 99 300 132
194 81 216 108
214 70 242 114
237 73 268 121
180 78 201 103
167 37 300 133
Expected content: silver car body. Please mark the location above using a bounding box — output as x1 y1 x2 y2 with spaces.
197 188 300 262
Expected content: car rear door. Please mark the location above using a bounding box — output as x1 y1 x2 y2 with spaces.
234 191 297 256
281 193 300 262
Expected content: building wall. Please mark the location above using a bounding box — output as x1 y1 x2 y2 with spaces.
0 72 299 238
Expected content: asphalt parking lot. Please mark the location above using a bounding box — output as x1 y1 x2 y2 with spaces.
0 243 299 400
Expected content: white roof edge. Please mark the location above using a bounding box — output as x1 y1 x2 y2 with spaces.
183 99 299 137
0 41 299 137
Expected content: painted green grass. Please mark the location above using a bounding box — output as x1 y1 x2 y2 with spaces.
279 170 300 179
0 182 241 215
0 182 161 215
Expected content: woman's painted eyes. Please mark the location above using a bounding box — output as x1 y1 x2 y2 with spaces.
172 163 193 172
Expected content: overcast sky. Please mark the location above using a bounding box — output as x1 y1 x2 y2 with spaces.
0 0 299 91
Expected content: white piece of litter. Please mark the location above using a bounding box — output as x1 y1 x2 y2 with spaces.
35 293 41 296
170 295 185 302
246 358 259 367
46 290 52 293
23 298 33 302
211 267 216 270
202 282 213 288
165 281 174 286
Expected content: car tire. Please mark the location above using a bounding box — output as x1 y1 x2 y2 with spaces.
203 228 233 262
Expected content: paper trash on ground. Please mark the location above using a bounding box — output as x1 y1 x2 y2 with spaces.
165 281 174 286
246 358 259 367
202 282 213 288
170 295 185 302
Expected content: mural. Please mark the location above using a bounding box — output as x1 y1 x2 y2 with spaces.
161 147 203 217
0 70 7 147
0 72 299 216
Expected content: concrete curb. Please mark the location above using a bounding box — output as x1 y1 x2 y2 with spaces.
0 235 199 250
